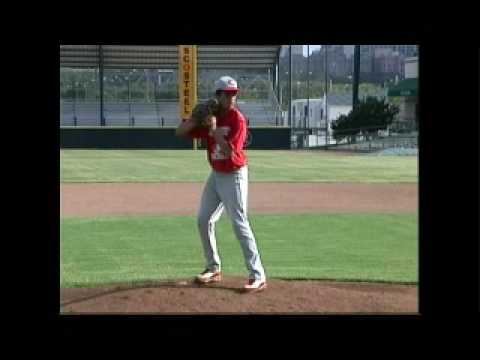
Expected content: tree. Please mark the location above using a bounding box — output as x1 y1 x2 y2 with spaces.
330 114 357 144
331 96 399 143
354 97 399 140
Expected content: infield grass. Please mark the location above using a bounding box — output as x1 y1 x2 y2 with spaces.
60 150 418 183
60 213 418 287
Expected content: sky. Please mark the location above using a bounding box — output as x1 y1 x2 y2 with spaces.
303 45 322 56
302 45 355 57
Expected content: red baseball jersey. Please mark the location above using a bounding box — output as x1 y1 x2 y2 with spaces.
188 107 248 173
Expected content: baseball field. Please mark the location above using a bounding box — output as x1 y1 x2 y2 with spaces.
60 149 418 314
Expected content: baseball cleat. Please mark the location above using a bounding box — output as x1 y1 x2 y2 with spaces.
243 278 267 293
195 269 222 284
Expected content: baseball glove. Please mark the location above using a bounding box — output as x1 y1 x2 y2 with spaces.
191 98 220 128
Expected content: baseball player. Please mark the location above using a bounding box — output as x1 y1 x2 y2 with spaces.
175 76 267 293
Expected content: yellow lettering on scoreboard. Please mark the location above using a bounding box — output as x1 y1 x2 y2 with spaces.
178 45 197 121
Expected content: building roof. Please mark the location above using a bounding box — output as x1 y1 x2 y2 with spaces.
60 45 281 69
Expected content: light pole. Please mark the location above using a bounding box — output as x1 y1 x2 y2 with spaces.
324 45 329 147
99 45 104 126
289 45 292 129
353 45 360 109
307 44 310 132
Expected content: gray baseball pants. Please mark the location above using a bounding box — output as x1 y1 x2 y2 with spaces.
197 166 266 281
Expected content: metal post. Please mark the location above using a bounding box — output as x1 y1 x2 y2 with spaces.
99 45 105 126
276 61 281 125
128 75 132 126
271 66 276 124
275 63 280 100
289 45 292 128
272 66 276 126
307 45 310 131
325 45 328 147
353 45 360 109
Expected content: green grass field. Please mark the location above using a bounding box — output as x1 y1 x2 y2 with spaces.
60 150 418 183
61 213 418 287
60 149 418 287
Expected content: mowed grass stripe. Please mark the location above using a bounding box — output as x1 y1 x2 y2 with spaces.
60 150 418 183
60 213 418 287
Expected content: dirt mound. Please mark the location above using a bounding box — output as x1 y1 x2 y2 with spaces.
60 277 418 314
60 182 418 314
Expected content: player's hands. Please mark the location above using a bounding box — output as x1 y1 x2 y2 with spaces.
206 115 217 130
191 98 220 128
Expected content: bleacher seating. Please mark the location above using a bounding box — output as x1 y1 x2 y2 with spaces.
60 100 282 127
237 101 279 126
104 102 130 126
61 101 100 126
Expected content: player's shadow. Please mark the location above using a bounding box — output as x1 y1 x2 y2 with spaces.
60 280 244 308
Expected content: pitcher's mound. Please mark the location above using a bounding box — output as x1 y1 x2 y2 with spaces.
60 277 417 314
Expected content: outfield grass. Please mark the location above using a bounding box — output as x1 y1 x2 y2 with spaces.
60 213 418 287
60 150 418 183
